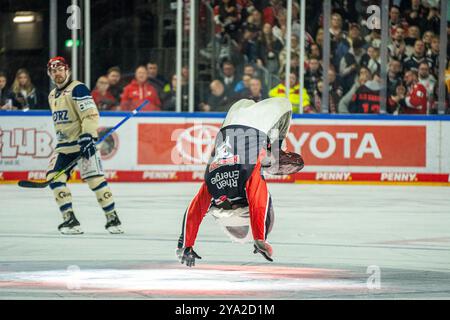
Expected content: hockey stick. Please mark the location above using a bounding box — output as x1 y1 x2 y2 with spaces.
18 100 149 188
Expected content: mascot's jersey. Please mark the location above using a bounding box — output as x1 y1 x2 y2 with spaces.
48 80 99 154
205 97 293 205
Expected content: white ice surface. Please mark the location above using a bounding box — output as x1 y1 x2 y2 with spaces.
1 183 449 299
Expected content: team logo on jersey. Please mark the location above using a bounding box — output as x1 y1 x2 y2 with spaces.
53 110 69 122
208 136 240 172
56 130 68 142
77 99 96 112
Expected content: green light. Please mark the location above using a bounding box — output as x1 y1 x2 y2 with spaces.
65 39 80 47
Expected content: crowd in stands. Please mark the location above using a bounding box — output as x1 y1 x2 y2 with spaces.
1 0 449 114
0 69 48 111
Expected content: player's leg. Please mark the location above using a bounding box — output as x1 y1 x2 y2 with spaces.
78 151 123 234
47 152 83 235
245 162 274 261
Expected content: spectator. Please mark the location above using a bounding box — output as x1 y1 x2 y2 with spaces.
259 23 283 74
219 60 239 97
328 67 344 106
106 66 124 102
315 28 324 52
247 77 266 102
339 38 365 93
309 80 337 114
247 9 263 31
161 72 198 112
309 43 322 60
404 25 421 56
387 82 407 114
161 74 184 111
338 66 372 113
388 27 407 61
213 0 240 41
360 45 380 75
331 0 357 27
423 5 441 35
240 24 262 64
418 61 436 106
387 59 403 99
347 23 364 48
120 65 161 111
91 76 118 111
349 72 381 114
404 0 428 28
427 35 440 75
269 70 310 113
304 57 322 96
240 63 268 97
261 0 283 27
405 1 440 34
279 34 301 74
161 74 176 111
181 66 189 84
403 39 433 72
0 72 14 109
236 77 266 102
399 69 428 114
242 63 257 78
290 53 301 70
329 13 351 71
234 74 252 94
364 29 382 49
273 23 286 46
422 30 434 51
10 68 47 110
389 5 405 32
329 12 346 42
273 9 302 45
200 80 230 112
173 66 194 111
430 81 449 114
146 60 168 97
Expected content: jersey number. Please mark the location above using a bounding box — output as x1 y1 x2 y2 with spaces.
362 103 380 113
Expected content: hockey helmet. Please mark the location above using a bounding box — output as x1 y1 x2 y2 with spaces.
47 56 69 72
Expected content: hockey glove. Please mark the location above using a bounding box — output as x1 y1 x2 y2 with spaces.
78 133 96 159
178 247 202 267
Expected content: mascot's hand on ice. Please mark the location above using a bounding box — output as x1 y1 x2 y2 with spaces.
263 150 304 175
177 247 202 267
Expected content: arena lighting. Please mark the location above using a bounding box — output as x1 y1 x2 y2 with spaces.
13 12 35 23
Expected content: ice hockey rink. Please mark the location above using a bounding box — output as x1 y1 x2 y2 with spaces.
0 182 449 299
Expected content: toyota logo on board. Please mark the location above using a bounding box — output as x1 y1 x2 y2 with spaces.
174 125 219 164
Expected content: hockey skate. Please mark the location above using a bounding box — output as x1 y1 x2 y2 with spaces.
58 211 83 235
253 240 273 262
105 211 124 234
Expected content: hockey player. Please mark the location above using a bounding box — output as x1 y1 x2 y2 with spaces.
46 56 123 234
176 97 304 267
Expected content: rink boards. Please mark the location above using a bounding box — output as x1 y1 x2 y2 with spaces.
1 111 450 185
